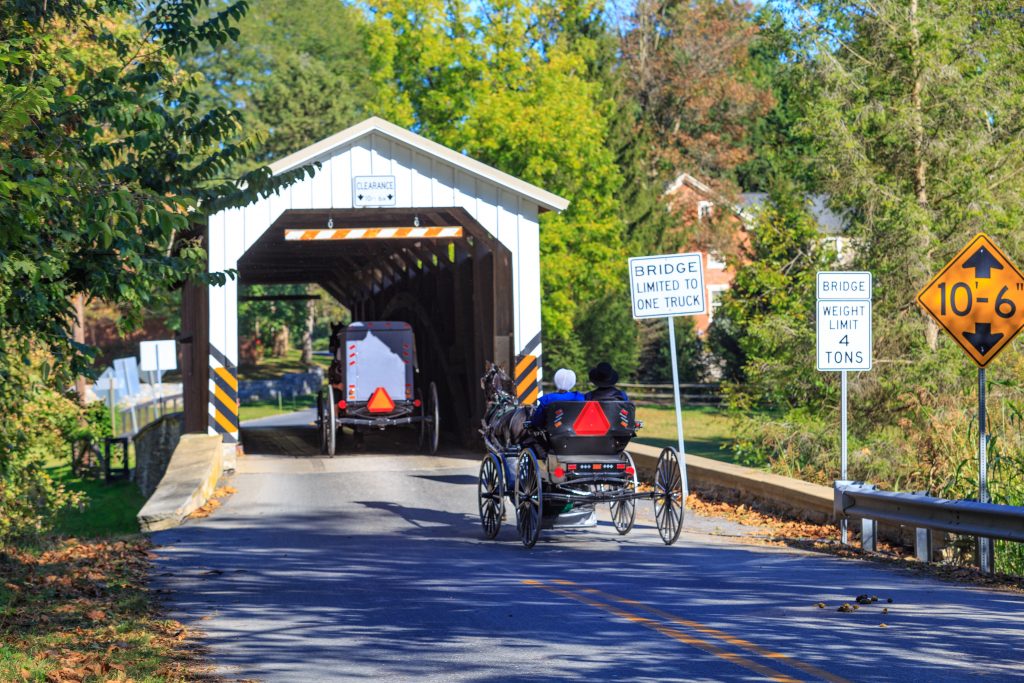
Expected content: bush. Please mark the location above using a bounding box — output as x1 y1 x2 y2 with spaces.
0 352 85 545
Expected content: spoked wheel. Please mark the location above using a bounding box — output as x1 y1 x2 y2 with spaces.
478 454 504 539
515 448 543 548
610 452 638 535
654 447 684 545
416 388 426 450
326 385 338 456
316 391 328 454
424 381 440 455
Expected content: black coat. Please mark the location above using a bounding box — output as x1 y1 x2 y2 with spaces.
585 386 629 401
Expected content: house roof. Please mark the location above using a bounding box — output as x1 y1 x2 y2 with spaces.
268 116 569 213
665 172 848 235
739 193 848 235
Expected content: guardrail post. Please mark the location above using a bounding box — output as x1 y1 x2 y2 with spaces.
861 518 877 552
915 527 932 563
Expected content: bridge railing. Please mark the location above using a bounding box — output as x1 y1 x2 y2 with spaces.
116 393 184 439
541 381 721 406
834 481 1024 572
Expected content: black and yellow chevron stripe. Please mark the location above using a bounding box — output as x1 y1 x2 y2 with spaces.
208 344 238 443
515 354 539 405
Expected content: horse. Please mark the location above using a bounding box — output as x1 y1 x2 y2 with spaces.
480 362 532 453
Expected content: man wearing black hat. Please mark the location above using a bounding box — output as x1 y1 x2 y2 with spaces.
585 362 629 401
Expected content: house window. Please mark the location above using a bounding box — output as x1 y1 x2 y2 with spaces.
707 284 729 323
707 251 726 270
697 200 714 222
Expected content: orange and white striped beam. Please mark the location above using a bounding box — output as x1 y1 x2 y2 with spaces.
284 227 463 241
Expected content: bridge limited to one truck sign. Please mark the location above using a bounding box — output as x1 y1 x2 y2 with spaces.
628 253 706 320
917 233 1024 367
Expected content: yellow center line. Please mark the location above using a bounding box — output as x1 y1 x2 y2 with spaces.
522 580 801 683
551 580 850 683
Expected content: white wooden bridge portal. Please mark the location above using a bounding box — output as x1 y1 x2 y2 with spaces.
178 117 567 451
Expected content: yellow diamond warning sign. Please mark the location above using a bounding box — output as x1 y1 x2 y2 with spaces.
917 233 1024 367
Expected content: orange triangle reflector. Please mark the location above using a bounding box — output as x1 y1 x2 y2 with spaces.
573 401 610 436
367 387 395 413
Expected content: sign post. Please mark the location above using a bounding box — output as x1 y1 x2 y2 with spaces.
817 271 873 544
917 233 1024 574
629 252 707 501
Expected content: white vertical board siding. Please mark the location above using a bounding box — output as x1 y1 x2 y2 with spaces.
369 133 392 176
329 145 353 208
309 155 333 209
455 171 477 216
474 180 500 238
350 138 372 180
431 159 456 206
391 142 414 209
498 190 522 347
410 152 433 206
517 197 542 375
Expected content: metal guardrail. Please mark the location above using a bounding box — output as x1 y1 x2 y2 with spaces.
835 482 1024 543
834 481 1024 573
540 381 721 406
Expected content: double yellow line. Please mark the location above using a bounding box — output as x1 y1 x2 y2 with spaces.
522 579 849 683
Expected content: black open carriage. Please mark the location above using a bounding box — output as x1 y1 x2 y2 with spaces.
316 321 439 455
478 400 684 547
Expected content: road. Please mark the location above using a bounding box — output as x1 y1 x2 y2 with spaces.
153 414 1024 682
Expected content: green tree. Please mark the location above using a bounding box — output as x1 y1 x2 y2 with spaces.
0 0 306 539
709 183 833 407
194 0 375 165
366 0 628 373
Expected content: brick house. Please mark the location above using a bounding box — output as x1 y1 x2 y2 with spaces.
665 172 848 334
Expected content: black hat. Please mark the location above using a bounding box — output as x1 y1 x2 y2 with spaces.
589 362 619 388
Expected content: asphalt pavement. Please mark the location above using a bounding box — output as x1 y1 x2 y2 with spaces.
152 414 1024 682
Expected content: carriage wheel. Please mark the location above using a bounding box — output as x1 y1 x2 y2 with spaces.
426 381 440 455
326 385 339 456
654 447 684 545
478 454 504 539
515 449 543 548
416 388 426 450
316 391 328 454
610 452 638 535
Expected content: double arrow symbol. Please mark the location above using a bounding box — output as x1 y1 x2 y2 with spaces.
960 246 1006 356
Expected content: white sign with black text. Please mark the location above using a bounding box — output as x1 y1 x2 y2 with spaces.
353 175 397 207
816 271 872 372
628 253 706 320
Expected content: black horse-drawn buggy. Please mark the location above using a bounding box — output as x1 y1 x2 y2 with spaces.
317 321 439 455
477 364 684 547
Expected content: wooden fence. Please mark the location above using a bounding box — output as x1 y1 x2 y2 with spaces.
541 381 721 406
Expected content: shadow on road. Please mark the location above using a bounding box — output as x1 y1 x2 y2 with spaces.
153 501 1024 682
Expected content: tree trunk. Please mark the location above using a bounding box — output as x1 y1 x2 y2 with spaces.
910 0 938 350
72 293 87 405
272 325 290 357
301 298 314 367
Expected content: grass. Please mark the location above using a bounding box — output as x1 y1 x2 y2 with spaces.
239 392 318 422
0 455 207 680
46 450 145 538
634 404 738 463
238 348 329 380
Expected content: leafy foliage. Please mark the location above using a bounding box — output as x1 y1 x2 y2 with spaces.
0 0 308 540
191 0 375 165
366 0 627 372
